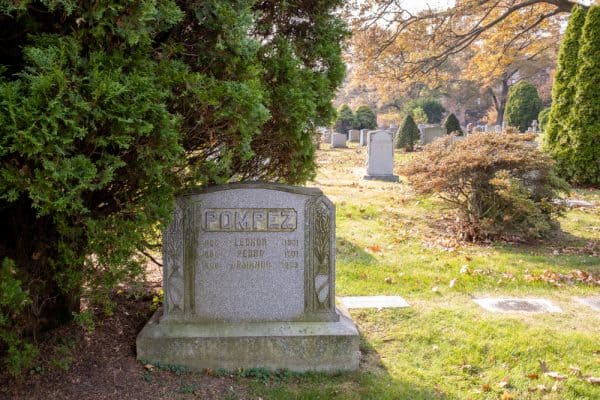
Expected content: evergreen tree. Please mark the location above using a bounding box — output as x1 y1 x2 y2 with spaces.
354 105 377 130
538 108 551 132
334 104 355 135
543 5 587 172
0 0 348 374
504 81 543 132
395 115 421 151
565 5 600 185
444 113 463 135
404 98 446 124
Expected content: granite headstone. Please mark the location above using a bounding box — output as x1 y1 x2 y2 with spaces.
363 130 398 182
331 133 347 148
137 183 359 372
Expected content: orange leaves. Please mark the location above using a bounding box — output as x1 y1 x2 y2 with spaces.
366 244 382 253
524 269 600 287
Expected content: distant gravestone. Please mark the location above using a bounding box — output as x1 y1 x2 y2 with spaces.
364 130 398 182
466 123 473 134
322 130 331 144
348 129 360 142
420 125 447 145
531 120 539 133
473 298 562 313
359 129 369 146
137 183 359 372
330 132 347 148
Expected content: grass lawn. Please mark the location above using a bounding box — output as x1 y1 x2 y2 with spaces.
246 144 600 400
3 144 597 400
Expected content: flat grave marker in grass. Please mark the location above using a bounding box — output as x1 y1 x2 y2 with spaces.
574 297 600 312
137 183 359 372
473 297 562 313
339 296 410 309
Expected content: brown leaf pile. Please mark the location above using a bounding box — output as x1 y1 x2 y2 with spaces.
524 269 600 287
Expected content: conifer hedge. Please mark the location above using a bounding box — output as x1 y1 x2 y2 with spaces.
543 5 587 176
0 0 348 374
444 113 463 135
565 5 600 185
395 115 421 151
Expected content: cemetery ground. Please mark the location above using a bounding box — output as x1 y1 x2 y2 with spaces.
1 144 599 400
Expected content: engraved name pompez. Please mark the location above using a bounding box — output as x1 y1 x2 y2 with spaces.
203 208 297 232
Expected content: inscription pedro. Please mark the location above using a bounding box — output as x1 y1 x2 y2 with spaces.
203 208 297 232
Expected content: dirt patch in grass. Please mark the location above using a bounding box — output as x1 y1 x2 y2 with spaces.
0 289 251 400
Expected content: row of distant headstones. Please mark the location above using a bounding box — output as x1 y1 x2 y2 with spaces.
319 119 540 146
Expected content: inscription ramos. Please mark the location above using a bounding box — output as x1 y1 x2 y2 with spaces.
203 208 297 232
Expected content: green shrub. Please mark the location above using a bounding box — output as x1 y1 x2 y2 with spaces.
444 113 463 135
0 0 347 373
354 105 377 130
538 107 551 132
404 98 446 124
334 104 355 134
0 258 37 376
395 115 421 151
402 133 569 241
504 81 543 132
412 107 428 124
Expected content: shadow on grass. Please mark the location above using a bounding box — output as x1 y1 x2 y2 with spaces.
336 236 378 266
492 229 600 271
249 332 449 400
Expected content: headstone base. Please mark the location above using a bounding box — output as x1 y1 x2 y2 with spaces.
137 308 360 372
363 174 399 182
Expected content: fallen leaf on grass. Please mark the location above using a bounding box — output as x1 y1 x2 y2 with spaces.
534 384 548 392
498 377 510 388
525 373 539 380
366 244 382 253
481 383 491 392
459 265 470 274
586 376 600 384
358 272 368 280
500 391 514 400
144 364 154 371
545 371 568 380
449 278 457 288
431 286 439 293
384 277 393 284
569 365 582 378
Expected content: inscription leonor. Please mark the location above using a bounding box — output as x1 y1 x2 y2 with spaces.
203 208 297 232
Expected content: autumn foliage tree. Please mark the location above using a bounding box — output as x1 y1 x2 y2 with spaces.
347 1 570 125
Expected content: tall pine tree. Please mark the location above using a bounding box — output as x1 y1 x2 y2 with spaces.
566 5 600 185
543 5 587 174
